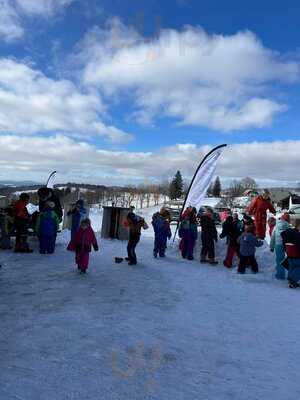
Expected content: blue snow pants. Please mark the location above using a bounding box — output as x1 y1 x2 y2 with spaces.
154 234 168 257
275 244 286 280
288 258 300 283
40 235 56 254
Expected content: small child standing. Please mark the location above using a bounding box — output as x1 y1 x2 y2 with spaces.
200 209 218 264
67 219 99 274
152 208 172 258
220 215 242 268
237 225 263 274
179 207 198 261
36 202 60 254
67 199 88 241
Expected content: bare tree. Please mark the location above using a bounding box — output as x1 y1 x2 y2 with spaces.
240 177 258 191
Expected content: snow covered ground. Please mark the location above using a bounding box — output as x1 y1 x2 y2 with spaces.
1 206 300 400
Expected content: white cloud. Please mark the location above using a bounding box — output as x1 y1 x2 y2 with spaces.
0 0 73 41
15 0 73 15
0 0 23 41
80 19 299 132
0 134 299 185
0 58 132 142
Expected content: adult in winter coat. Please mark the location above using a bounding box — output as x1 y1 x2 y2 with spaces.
179 208 198 260
248 190 276 239
281 218 300 288
124 212 148 265
36 202 60 254
38 187 63 223
152 208 172 258
13 193 33 253
67 199 88 240
220 215 243 268
270 213 290 280
200 209 218 264
237 224 264 274
67 219 98 273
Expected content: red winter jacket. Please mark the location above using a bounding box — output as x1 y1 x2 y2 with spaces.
13 200 30 220
67 226 98 253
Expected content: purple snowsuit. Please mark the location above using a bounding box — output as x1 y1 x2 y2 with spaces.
179 219 198 260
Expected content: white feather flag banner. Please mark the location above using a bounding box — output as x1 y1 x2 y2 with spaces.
46 171 57 189
184 145 227 211
173 144 227 242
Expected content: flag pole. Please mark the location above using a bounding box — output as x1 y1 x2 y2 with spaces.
173 144 227 242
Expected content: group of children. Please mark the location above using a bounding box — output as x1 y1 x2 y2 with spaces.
151 203 300 288
175 206 263 274
2 191 300 288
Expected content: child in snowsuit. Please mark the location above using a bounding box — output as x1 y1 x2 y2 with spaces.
281 217 300 288
67 219 99 273
270 213 290 280
200 209 218 264
13 193 33 253
36 202 60 254
125 212 148 265
220 215 242 268
237 224 263 274
179 208 198 261
152 208 172 258
67 199 88 240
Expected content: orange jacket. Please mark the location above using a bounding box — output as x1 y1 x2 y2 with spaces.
248 196 276 221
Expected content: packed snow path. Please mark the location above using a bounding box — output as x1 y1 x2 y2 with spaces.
1 233 300 400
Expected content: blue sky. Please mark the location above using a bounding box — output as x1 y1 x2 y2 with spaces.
0 0 300 185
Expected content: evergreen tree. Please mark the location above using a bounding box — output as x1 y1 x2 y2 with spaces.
212 176 222 197
169 171 184 200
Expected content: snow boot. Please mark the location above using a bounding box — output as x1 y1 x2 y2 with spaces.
288 279 299 289
223 261 232 268
200 258 207 263
208 259 218 265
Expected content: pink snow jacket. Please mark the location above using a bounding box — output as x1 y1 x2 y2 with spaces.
67 226 98 253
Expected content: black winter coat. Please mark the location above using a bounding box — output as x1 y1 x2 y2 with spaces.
200 215 218 241
281 228 300 253
220 218 242 246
